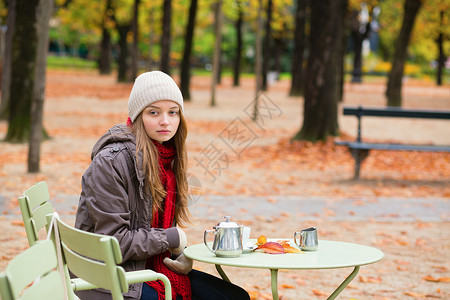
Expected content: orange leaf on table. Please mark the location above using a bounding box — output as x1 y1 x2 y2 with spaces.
257 235 267 245
255 242 285 254
276 240 302 253
283 244 302 253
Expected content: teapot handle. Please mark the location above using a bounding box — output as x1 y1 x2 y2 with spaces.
203 230 216 254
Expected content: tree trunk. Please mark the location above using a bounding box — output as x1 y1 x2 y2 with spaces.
386 0 422 107
351 31 364 83
436 10 444 86
98 0 112 75
160 0 171 75
336 0 348 102
180 0 198 101
210 0 222 107
116 24 131 82
147 6 155 70
252 0 263 121
5 0 39 143
99 27 112 74
343 9 373 83
289 0 307 97
29 0 53 173
261 0 272 91
233 2 243 87
349 7 371 83
273 38 283 75
130 0 140 80
292 0 342 142
0 0 15 120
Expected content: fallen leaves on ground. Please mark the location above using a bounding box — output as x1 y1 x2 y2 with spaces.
404 291 427 298
423 275 450 283
312 289 329 296
359 276 383 283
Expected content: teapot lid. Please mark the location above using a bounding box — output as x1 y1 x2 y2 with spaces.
216 216 239 228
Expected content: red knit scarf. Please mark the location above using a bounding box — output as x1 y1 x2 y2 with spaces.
145 140 191 300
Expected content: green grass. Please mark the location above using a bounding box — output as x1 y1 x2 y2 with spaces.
47 55 97 70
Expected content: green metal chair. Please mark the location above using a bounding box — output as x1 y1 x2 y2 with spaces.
18 181 54 246
47 213 172 300
17 182 172 299
0 239 66 300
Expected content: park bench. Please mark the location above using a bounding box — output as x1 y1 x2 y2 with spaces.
335 106 450 179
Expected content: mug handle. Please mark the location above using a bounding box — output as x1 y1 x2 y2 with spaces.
294 231 302 248
203 230 216 254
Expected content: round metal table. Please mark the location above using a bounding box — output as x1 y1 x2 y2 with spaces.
184 239 384 299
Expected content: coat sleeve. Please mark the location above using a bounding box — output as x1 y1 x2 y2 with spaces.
75 149 174 262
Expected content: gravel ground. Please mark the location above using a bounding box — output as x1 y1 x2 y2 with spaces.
0 70 449 299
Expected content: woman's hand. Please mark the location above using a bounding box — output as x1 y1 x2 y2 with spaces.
163 254 193 275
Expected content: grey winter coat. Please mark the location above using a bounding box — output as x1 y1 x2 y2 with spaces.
75 124 179 300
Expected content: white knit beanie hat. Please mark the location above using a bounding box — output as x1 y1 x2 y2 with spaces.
128 71 184 122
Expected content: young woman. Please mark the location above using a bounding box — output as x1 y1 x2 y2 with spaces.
75 71 250 300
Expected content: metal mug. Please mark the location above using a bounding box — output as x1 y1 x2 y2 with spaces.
294 227 318 251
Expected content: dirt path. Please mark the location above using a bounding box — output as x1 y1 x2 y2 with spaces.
0 70 449 299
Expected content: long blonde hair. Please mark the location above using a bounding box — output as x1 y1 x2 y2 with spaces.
132 111 191 227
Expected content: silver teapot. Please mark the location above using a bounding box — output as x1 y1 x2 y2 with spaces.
204 216 244 257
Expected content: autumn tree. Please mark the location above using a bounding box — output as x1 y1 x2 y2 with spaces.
252 0 263 121
109 0 133 82
0 0 15 120
210 0 223 107
130 0 141 80
57 0 134 82
98 0 113 74
180 0 198 101
233 0 244 87
415 0 449 86
289 0 308 97
28 0 53 172
336 0 348 102
386 0 422 107
435 9 446 86
5 0 40 143
292 0 345 142
160 0 172 74
348 1 378 83
261 0 272 91
272 2 294 77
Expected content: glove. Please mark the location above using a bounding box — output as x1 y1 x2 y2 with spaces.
163 254 193 275
169 228 187 255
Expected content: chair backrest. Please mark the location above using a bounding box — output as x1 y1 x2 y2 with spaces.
18 182 54 246
51 215 129 300
0 240 65 300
